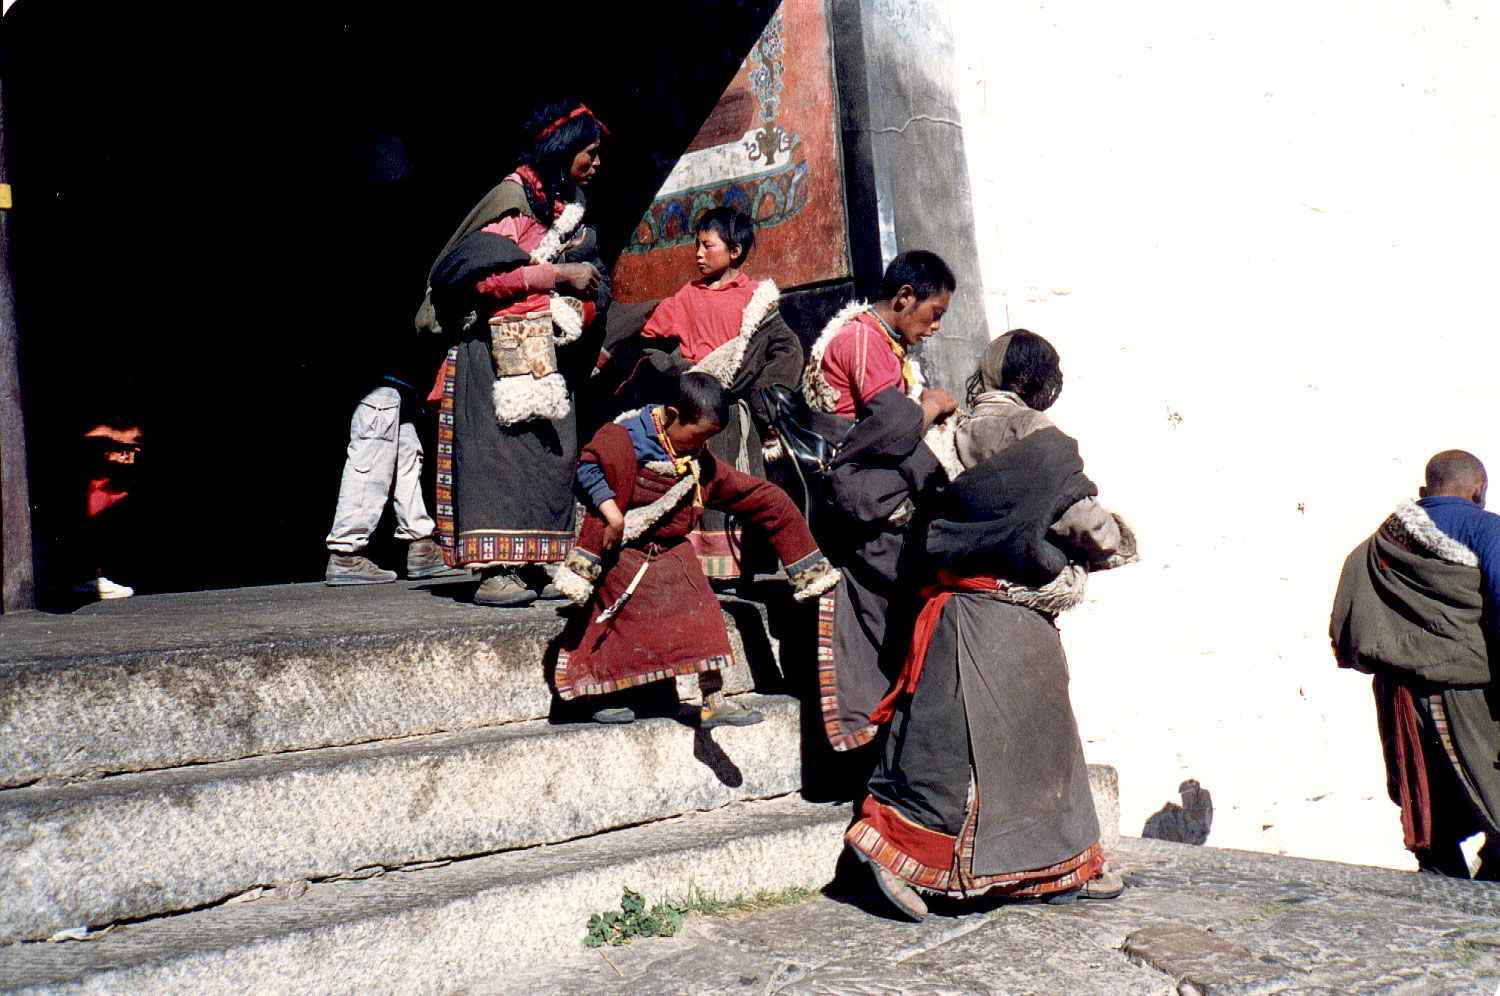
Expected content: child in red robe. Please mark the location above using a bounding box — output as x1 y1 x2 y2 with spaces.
555 373 838 725
627 207 803 579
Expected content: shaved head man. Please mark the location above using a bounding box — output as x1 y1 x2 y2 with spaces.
1420 449 1488 506
1332 448 1500 880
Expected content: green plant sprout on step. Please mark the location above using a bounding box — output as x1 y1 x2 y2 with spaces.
582 884 821 947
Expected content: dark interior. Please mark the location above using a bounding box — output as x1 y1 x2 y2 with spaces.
0 0 869 600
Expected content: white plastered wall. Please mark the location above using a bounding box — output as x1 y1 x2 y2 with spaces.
946 0 1500 869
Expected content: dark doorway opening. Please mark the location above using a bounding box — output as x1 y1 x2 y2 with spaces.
2 0 789 598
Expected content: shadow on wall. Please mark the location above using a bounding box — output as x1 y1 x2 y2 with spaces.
1142 779 1214 845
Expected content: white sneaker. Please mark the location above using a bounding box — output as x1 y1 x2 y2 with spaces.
95 577 134 599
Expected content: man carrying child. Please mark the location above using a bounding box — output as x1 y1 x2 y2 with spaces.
799 250 957 751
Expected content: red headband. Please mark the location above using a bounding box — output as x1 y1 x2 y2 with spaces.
535 104 610 141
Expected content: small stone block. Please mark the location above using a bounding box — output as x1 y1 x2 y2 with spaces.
1121 924 1293 995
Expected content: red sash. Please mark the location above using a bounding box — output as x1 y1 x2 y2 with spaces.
869 570 999 726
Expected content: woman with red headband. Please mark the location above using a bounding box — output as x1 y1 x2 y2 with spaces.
416 98 611 606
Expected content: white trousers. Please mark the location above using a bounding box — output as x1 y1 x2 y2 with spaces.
325 386 435 553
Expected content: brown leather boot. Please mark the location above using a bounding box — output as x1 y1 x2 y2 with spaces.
406 538 469 580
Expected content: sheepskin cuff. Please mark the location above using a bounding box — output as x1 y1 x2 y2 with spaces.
562 547 602 583
787 552 840 602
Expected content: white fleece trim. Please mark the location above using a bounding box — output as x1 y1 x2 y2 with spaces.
905 356 926 402
988 563 1089 616
802 299 872 413
690 278 780 385
924 418 961 482
553 565 594 605
1391 497 1480 566
762 436 787 463
529 194 586 265
550 294 584 345
492 372 569 424
792 566 841 602
613 406 644 426
621 465 698 542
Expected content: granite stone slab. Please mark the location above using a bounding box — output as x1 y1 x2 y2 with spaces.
476 835 1500 996
0 795 853 996
0 695 805 944
0 582 783 787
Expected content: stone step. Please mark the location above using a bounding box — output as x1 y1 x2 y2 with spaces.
0 795 854 996
0 771 1124 996
0 694 807 945
0 582 800 788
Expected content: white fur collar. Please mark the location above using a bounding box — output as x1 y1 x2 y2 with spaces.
529 193 586 265
801 301 924 413
690 278 780 385
802 299 872 413
1388 498 1480 567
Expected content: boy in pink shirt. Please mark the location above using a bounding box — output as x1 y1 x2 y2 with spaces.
620 207 804 578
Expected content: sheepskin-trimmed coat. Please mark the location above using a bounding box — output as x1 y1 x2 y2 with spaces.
595 278 803 577
553 408 836 700
424 171 609 568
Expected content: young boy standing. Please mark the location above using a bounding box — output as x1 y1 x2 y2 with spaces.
626 207 803 579
554 373 838 725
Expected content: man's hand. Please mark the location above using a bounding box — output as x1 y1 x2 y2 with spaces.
556 263 601 294
599 499 626 553
920 387 957 426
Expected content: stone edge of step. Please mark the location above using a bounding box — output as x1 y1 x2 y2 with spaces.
0 794 854 993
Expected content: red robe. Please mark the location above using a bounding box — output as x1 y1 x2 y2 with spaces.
556 419 832 700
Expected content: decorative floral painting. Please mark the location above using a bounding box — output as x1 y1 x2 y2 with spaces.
611 0 851 302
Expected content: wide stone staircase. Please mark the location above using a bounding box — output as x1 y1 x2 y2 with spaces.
0 581 1118 995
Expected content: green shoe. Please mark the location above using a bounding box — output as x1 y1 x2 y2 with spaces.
700 698 764 729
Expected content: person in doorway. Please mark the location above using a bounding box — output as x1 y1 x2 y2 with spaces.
552 373 838 725
799 250 957 751
1331 449 1500 878
417 98 611 606
74 419 146 599
323 364 466 584
845 329 1135 920
610 205 804 578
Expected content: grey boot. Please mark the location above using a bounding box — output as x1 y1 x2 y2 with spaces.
406 537 470 580
326 554 397 586
473 567 538 607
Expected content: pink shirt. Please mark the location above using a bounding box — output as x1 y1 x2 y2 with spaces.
473 206 555 317
640 272 760 364
819 312 905 417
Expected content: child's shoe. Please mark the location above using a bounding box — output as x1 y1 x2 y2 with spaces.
700 695 763 729
96 577 135 599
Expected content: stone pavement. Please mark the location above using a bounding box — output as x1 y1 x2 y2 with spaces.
478 836 1500 996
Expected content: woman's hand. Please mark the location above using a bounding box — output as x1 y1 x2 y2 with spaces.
555 263 601 294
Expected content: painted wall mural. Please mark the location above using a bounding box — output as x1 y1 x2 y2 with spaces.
611 0 851 303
